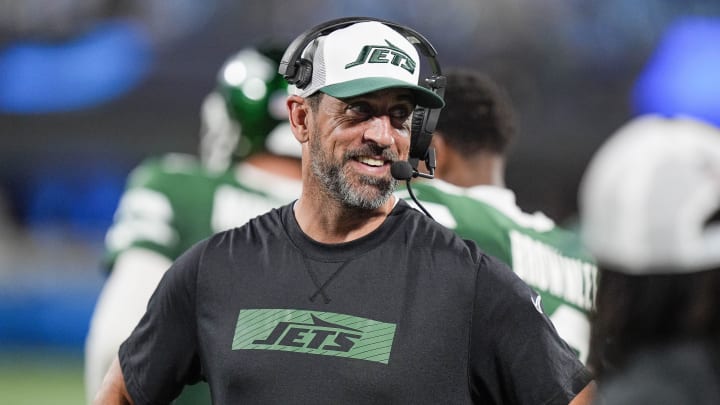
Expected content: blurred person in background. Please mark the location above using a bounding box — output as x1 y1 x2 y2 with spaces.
579 115 720 404
396 68 597 363
83 45 302 404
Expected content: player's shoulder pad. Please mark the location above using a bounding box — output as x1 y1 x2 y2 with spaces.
126 153 214 188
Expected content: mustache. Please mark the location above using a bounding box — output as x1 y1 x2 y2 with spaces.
344 144 399 162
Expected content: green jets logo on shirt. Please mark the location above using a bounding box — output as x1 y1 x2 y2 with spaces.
232 309 397 364
345 40 416 74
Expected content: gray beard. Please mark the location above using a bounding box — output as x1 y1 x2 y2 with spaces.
309 128 398 210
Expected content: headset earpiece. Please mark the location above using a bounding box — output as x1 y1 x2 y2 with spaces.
410 108 429 164
292 58 313 89
409 74 446 164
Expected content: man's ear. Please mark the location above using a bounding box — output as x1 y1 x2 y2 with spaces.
431 132 448 167
287 95 310 143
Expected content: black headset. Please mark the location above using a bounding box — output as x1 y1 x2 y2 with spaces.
279 17 445 172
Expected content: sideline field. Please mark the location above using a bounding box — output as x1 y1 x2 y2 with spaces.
0 349 85 405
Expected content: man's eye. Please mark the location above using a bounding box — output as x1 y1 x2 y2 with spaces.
347 103 372 117
389 107 414 127
390 108 412 121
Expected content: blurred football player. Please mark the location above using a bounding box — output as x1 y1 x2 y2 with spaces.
84 46 302 404
397 68 597 363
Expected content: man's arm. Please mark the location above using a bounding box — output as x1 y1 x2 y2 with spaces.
569 381 596 405
93 355 134 405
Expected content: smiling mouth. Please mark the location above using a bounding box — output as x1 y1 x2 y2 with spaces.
357 156 388 167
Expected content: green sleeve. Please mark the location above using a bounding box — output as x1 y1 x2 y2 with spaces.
103 154 218 269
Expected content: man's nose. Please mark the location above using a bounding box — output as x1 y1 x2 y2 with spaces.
362 116 395 147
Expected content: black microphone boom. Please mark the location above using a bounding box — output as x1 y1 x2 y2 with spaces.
390 160 434 180
391 160 435 220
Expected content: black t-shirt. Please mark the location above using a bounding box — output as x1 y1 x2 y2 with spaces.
120 200 591 404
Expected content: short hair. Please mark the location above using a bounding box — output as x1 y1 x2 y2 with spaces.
306 92 324 113
435 68 516 157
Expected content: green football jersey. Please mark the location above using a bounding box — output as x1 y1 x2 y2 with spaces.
105 153 302 266
396 180 597 363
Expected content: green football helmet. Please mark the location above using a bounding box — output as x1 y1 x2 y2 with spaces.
200 46 299 172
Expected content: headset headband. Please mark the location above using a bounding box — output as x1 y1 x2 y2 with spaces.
279 17 442 85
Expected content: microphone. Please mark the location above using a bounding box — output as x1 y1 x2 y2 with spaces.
391 161 414 180
391 161 435 180
391 160 435 219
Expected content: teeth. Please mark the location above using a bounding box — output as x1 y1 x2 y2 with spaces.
358 157 384 167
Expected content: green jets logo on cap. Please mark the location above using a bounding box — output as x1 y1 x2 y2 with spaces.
345 40 416 74
232 309 397 364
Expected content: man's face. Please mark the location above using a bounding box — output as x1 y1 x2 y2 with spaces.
308 89 415 210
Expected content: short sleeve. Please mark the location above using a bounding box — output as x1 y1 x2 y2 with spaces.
469 254 592 404
118 240 207 405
